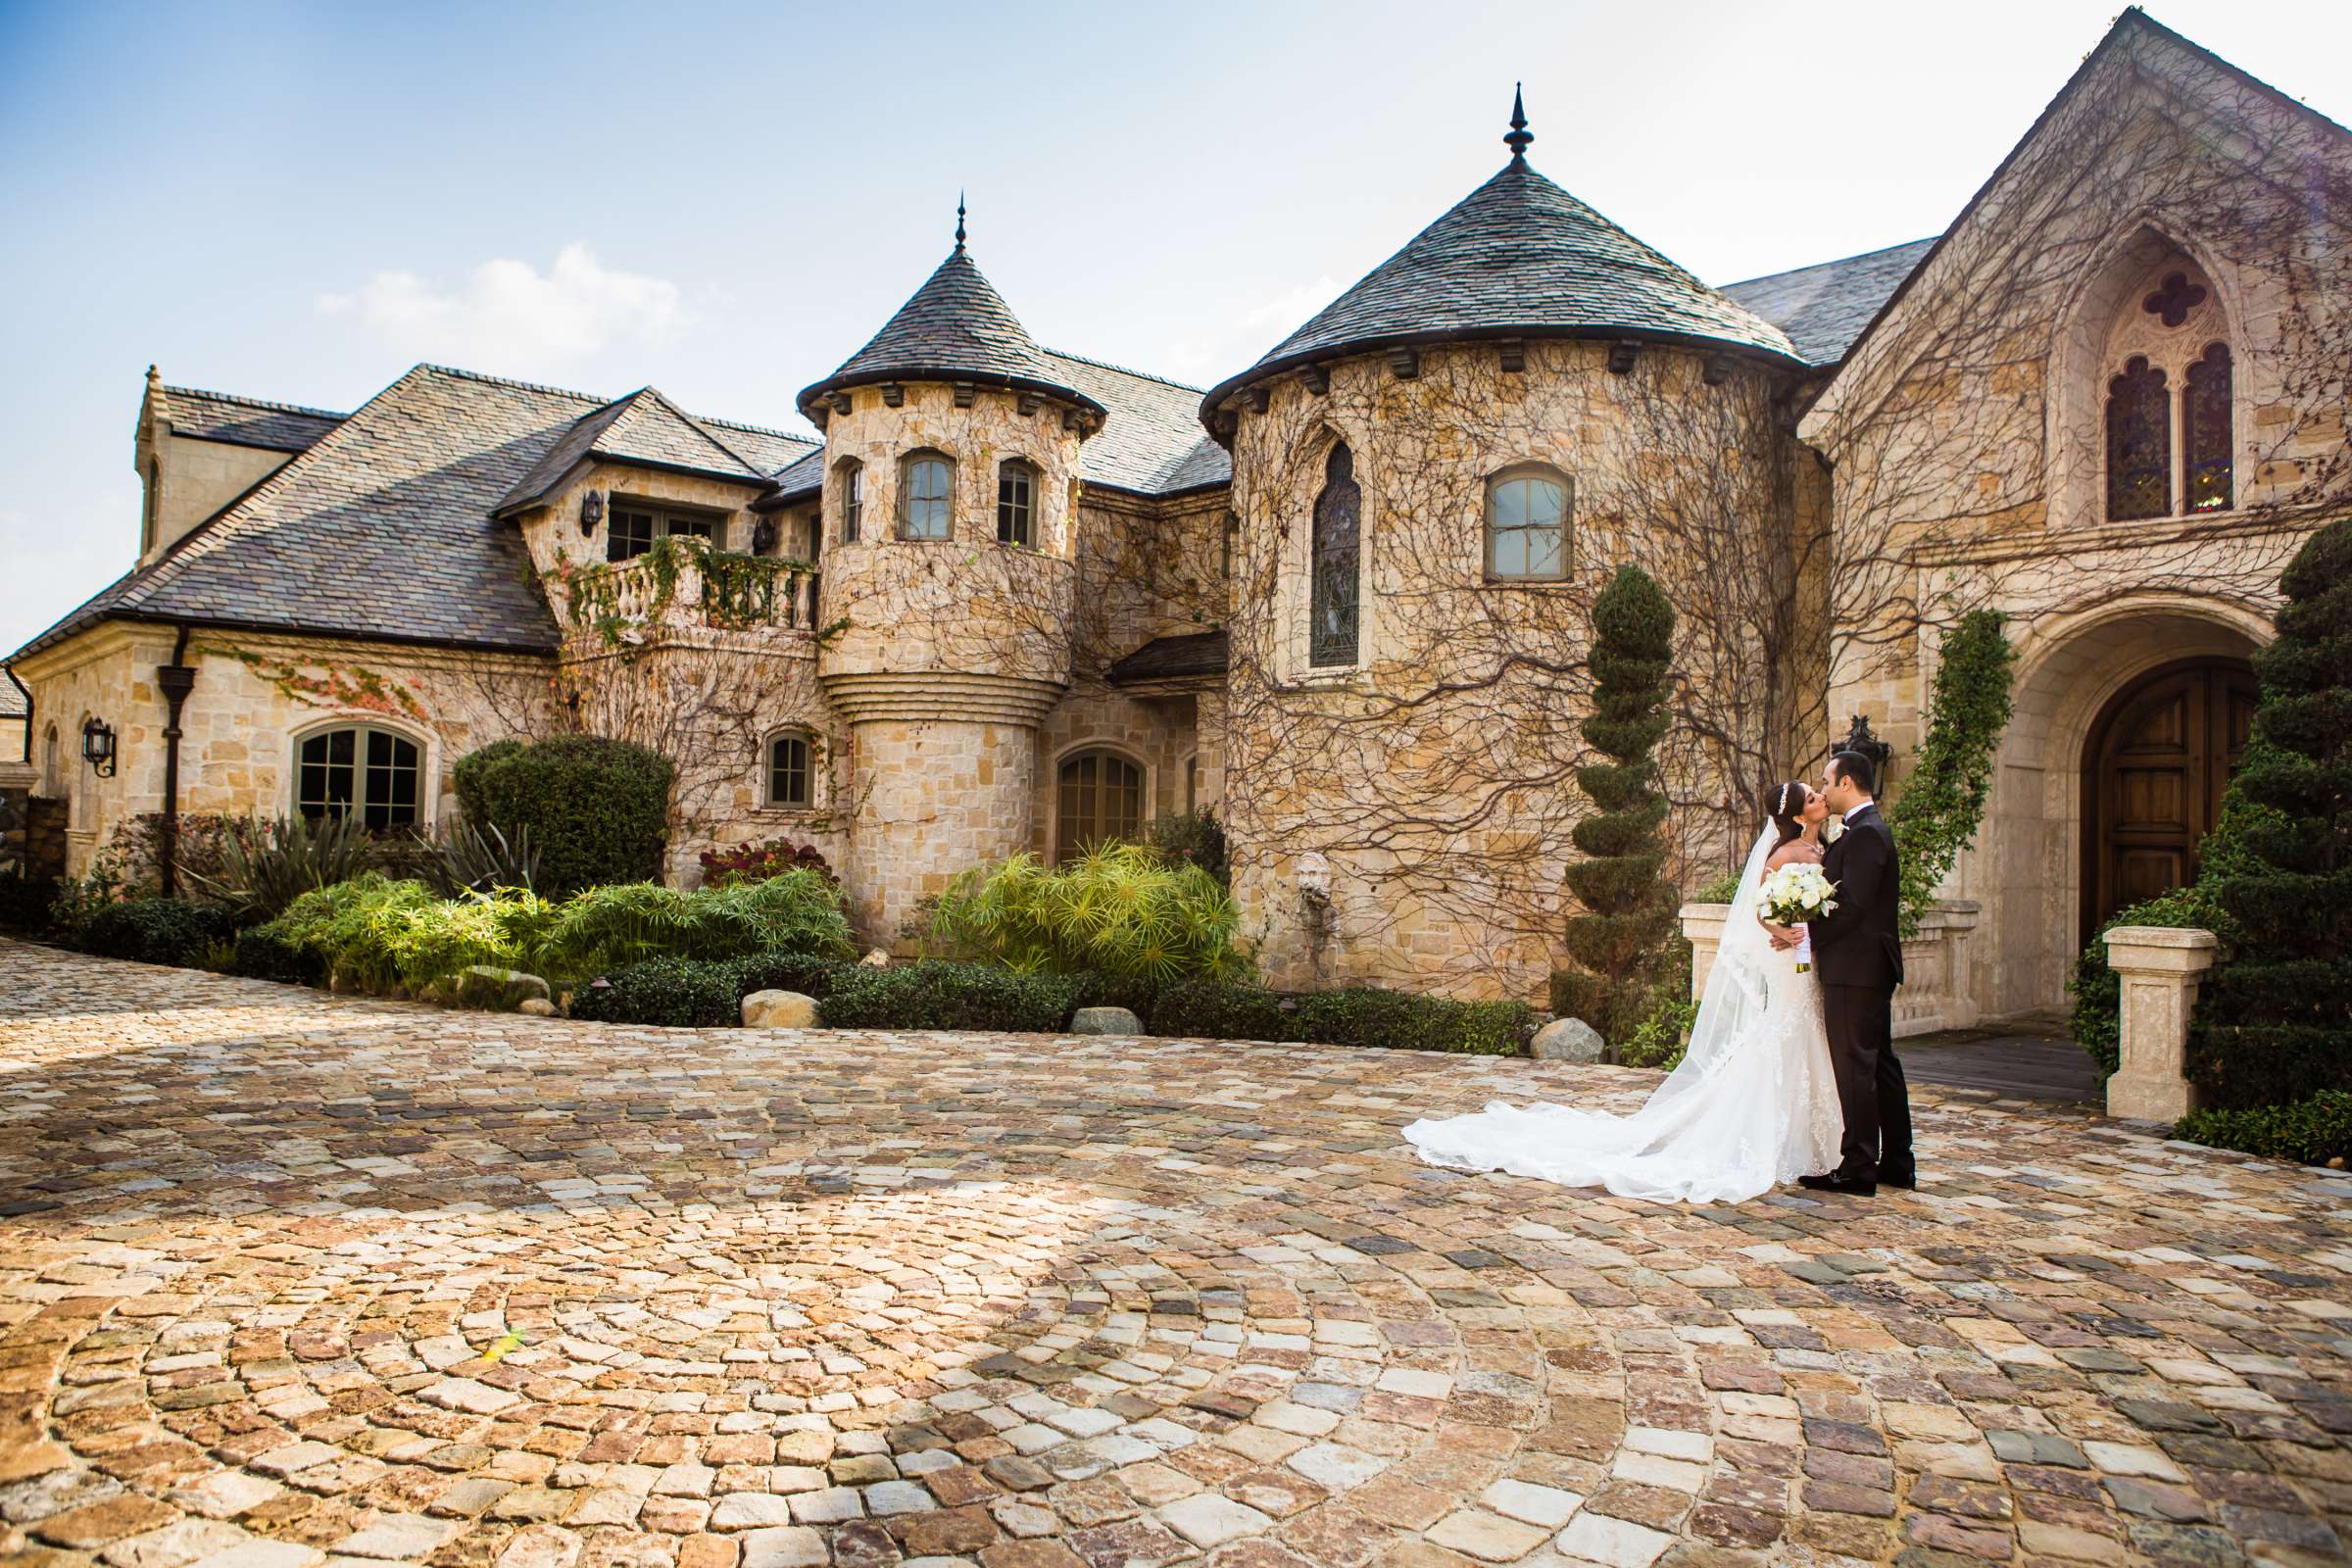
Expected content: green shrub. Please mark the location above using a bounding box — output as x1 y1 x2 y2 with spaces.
541 872 854 977
926 844 1250 985
571 956 747 1027
1146 808 1230 888
228 927 326 987
1886 609 2017 937
2190 519 2352 1109
817 961 1082 1033
1151 979 1531 1054
188 811 371 922
727 950 851 1001
1555 564 1678 1056
256 874 541 994
454 736 674 897
1621 991 1697 1070
1690 869 1743 906
2177 1091 2352 1167
76 898 239 968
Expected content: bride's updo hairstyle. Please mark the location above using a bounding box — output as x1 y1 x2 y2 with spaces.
1769 781 1811 849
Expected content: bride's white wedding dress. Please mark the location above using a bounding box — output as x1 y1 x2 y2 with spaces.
1404 827 1842 1204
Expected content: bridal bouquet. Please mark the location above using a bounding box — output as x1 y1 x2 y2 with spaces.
1757 864 1838 972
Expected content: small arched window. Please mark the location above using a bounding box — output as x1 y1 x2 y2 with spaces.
835 460 863 543
2105 356 2170 522
1485 465 1571 580
41 723 61 796
1057 750 1144 860
2182 342 2233 514
767 731 813 808
901 452 954 540
1309 443 1361 668
297 724 420 829
997 459 1037 547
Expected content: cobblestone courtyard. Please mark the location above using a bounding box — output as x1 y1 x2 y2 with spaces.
3 942 2350 1568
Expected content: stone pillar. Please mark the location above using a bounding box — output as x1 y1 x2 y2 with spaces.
2103 925 2218 1122
1679 904 1732 1002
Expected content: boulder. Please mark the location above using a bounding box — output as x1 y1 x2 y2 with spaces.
518 999 560 1018
1529 1016 1605 1062
457 965 553 1012
859 948 892 968
1069 1005 1145 1037
744 990 820 1029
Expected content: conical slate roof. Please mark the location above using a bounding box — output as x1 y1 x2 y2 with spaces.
798 246 1103 421
1203 155 1798 416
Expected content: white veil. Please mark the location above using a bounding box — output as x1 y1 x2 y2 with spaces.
1634 825 1779 1115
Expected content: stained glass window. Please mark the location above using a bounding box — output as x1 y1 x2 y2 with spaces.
902 454 953 539
1309 444 1361 667
2105 356 2170 522
1486 468 1570 579
998 461 1034 547
2182 342 2233 514
297 726 419 829
1056 751 1144 860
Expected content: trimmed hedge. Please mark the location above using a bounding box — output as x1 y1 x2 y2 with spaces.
818 961 1082 1033
1152 979 1532 1054
454 736 674 897
2177 1091 2352 1167
566 952 852 1028
228 927 326 987
75 898 238 968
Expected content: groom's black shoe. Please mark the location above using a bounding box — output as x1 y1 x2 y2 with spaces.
1798 1172 1878 1197
1882 1170 1918 1191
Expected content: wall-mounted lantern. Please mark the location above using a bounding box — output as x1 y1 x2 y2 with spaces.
81 716 117 777
580 490 606 537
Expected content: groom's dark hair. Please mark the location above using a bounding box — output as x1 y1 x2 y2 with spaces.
1828 751 1877 796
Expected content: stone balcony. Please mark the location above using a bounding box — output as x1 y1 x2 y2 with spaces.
554 547 821 651
1680 897 1982 1038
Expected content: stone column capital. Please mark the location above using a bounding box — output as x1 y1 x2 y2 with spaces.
2103 925 2220 976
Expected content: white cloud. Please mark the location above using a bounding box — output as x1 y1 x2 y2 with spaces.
1162 274 1343 382
318 244 690 368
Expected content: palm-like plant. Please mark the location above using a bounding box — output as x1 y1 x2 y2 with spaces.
425 818 541 898
188 811 370 922
929 843 1248 983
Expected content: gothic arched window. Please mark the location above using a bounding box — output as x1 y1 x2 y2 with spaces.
1056 750 1144 860
2182 342 2233 514
1309 443 1361 667
2104 357 2170 523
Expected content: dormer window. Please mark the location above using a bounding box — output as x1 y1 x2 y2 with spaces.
608 504 717 563
998 460 1036 547
901 452 954 540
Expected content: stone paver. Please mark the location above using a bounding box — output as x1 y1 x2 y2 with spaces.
4 941 2352 1568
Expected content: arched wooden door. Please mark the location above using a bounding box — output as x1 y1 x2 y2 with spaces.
2081 657 2258 942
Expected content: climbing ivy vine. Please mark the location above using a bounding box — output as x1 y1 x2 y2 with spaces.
1886 608 2017 936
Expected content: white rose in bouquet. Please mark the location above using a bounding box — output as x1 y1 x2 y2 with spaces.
1758 864 1839 972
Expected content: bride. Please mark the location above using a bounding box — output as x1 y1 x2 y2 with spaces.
1403 782 1844 1204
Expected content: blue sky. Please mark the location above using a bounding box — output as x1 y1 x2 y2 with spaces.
2 0 2345 656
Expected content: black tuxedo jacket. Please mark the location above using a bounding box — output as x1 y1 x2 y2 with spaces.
1809 803 1904 989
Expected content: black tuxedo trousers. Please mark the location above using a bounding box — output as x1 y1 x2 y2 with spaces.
1822 982 1913 1183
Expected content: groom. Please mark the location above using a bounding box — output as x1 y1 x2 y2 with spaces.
1773 751 1913 1196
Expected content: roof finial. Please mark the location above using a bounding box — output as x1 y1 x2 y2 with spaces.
1504 82 1533 162
955 191 967 253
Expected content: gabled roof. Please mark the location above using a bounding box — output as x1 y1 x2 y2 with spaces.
1719 239 1939 368
1204 152 1799 418
155 384 345 453
1813 9 2352 414
15 365 597 662
493 386 778 516
762 447 828 507
797 246 1104 422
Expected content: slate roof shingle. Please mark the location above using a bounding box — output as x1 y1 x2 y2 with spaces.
1718 238 1940 367
157 385 345 453
0 669 27 719
1204 157 1799 418
798 248 1104 421
494 386 786 515
1043 352 1230 495
1106 628 1229 685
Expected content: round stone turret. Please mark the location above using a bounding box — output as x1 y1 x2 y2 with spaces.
801 230 1102 942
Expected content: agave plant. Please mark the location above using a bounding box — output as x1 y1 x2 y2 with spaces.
188 811 370 922
426 817 541 898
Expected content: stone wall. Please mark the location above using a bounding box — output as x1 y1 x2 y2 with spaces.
1218 336 1802 1001
845 715 1038 945
1798 27 2351 1017
8 622 555 877
140 434 292 566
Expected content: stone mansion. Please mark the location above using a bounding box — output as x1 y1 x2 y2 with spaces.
9 11 2347 1018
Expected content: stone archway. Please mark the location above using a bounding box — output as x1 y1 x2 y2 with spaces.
1971 598 2267 1019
